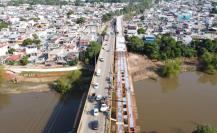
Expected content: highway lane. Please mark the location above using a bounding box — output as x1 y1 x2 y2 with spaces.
78 22 115 133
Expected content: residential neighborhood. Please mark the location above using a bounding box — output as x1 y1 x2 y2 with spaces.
0 3 126 67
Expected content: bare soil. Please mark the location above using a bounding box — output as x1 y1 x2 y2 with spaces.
127 53 198 81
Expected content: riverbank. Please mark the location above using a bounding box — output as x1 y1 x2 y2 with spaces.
0 81 52 94
127 53 198 81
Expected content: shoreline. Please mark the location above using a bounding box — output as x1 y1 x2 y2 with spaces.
127 53 198 82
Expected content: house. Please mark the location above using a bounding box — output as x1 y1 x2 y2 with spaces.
0 43 9 57
6 54 21 62
25 45 37 55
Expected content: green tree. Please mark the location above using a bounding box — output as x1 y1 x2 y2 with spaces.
129 36 144 52
0 21 9 30
54 70 82 94
160 59 181 77
76 17 85 24
67 10 74 18
137 28 145 34
85 41 101 65
102 13 113 22
200 51 217 74
8 48 15 54
22 38 33 46
192 124 217 133
68 59 78 66
20 56 29 66
140 16 145 20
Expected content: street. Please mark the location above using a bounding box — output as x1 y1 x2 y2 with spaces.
78 22 115 133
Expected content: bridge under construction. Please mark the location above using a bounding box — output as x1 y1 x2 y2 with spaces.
114 16 138 133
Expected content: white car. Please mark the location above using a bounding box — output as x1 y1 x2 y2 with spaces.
100 57 104 62
96 95 102 101
100 104 109 112
93 108 99 116
93 83 99 89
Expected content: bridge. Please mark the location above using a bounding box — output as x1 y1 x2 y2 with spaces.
76 16 137 133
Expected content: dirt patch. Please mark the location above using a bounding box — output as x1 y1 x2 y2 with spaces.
127 53 198 81
0 82 51 94
127 53 159 81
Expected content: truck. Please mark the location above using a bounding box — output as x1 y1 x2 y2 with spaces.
95 69 101 76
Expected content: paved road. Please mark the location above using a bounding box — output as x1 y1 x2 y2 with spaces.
78 22 115 133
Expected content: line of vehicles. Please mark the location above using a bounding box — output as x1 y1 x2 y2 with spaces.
87 35 113 131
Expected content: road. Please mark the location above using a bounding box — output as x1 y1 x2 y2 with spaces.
78 22 115 133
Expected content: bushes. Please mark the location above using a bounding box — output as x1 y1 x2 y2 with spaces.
54 70 82 94
192 124 217 133
160 59 181 77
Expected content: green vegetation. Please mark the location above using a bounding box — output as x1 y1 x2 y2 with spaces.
140 16 145 21
54 70 82 94
128 35 196 60
102 13 113 22
8 48 15 54
76 17 85 24
128 36 144 52
160 59 181 77
67 10 74 18
0 21 9 30
192 124 217 133
127 34 217 74
0 66 5 86
22 34 41 47
137 28 145 34
67 59 78 66
84 41 101 65
200 52 217 74
19 56 29 66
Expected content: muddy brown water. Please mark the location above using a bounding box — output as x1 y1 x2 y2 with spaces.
0 87 83 133
134 72 217 133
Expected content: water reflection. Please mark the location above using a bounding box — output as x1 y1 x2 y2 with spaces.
197 72 217 86
0 93 10 110
159 76 179 93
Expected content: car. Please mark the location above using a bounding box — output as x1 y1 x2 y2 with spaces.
91 120 99 130
104 43 108 46
107 49 110 52
100 57 104 62
96 95 102 101
100 104 109 112
93 83 99 89
93 108 99 116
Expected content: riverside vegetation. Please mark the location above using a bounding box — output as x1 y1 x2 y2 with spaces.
127 34 217 77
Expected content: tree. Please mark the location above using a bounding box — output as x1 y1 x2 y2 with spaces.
102 13 113 22
75 0 81 6
192 124 217 133
140 16 145 20
68 59 78 66
200 51 217 74
8 48 15 54
129 36 144 52
76 17 85 24
22 38 33 46
32 34 41 46
160 59 181 77
67 10 74 18
137 28 145 34
85 41 101 65
20 56 29 66
54 70 82 94
0 21 9 30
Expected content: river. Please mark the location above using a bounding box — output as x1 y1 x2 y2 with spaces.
0 83 84 133
134 72 217 133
